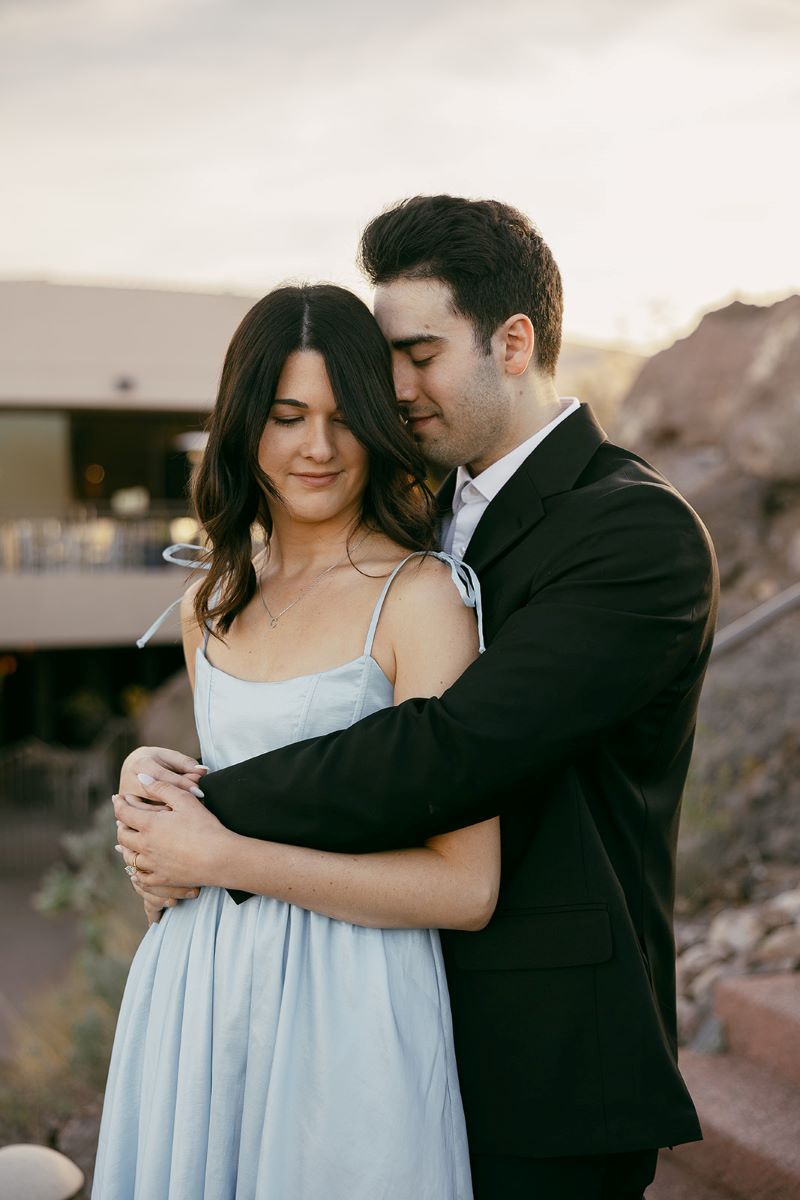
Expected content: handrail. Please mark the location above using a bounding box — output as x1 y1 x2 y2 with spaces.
711 580 800 658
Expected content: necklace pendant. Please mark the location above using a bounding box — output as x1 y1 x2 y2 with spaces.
270 616 279 629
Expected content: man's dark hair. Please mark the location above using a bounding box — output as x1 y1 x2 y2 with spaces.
358 195 564 376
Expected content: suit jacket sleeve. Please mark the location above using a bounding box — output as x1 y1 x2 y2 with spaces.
201 483 718 852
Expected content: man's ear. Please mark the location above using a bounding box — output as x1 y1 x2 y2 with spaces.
498 314 535 377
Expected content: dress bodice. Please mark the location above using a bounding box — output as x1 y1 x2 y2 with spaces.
194 650 396 772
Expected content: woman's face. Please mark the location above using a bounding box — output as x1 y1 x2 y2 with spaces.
258 350 370 527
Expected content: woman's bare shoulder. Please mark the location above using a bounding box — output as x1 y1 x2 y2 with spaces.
384 552 477 638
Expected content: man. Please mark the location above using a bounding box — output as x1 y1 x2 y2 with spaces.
119 196 718 1198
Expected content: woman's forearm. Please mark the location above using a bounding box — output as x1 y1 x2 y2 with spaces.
210 831 496 931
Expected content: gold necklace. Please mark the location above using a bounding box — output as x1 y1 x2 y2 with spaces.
258 532 370 629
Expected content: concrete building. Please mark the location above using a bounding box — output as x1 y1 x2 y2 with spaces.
0 280 256 815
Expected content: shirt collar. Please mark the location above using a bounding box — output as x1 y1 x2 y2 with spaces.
452 397 580 512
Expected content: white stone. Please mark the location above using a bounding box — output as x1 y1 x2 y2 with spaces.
677 941 730 990
751 925 800 965
769 889 800 920
707 907 765 955
676 995 701 1044
689 961 729 1003
0 1145 84 1200
674 921 708 955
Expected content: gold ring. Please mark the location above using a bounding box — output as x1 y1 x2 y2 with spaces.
131 852 140 873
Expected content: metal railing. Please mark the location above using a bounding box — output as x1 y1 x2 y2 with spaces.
712 581 800 659
0 512 199 572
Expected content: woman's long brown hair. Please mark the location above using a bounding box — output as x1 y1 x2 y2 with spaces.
190 284 436 636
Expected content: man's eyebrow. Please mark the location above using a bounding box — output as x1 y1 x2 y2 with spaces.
389 334 445 351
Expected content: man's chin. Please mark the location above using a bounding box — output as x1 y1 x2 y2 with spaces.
421 449 461 474
410 426 463 472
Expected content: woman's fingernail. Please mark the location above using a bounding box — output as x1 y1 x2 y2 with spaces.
190 786 205 799
137 773 155 786
114 844 122 853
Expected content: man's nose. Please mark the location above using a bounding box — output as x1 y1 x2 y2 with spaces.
393 359 418 404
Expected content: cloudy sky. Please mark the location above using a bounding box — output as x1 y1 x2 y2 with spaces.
2 0 798 346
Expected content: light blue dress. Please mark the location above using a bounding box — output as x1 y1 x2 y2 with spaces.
93 549 482 1200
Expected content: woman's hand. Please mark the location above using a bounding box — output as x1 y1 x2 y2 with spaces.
119 746 208 803
113 783 234 889
114 852 202 923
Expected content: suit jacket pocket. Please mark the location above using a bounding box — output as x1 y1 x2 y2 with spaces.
446 903 612 971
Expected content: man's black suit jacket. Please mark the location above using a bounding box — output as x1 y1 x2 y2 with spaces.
200 403 718 1158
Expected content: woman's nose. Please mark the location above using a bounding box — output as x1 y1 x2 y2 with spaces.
301 420 335 461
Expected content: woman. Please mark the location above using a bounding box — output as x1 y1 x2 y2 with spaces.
93 284 498 1199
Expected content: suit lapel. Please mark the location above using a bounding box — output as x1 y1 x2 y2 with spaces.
463 403 608 575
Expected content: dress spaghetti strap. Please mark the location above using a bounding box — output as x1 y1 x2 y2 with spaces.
362 550 485 659
138 544 486 655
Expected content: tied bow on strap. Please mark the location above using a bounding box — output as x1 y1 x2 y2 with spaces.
136 543 210 649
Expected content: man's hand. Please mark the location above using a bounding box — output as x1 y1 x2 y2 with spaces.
119 746 208 803
126 872 200 925
113 781 234 889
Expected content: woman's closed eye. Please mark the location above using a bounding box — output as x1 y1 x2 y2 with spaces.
270 414 351 427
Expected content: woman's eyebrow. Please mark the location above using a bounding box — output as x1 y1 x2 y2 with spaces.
272 398 343 412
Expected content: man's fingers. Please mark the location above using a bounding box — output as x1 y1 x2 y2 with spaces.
137 766 206 793
143 902 167 926
113 793 152 832
119 747 207 798
121 794 170 813
151 748 209 776
133 778 202 810
131 879 200 900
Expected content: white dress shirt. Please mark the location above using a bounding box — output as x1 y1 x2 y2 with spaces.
441 398 581 558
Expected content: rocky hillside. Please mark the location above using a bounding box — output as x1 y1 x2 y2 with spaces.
615 295 800 617
614 295 800 908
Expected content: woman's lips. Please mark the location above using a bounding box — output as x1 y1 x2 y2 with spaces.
291 472 342 488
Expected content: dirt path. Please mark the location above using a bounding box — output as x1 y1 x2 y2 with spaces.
0 873 80 1061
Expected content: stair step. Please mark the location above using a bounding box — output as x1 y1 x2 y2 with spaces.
677 1049 800 1199
715 973 800 1088
648 1150 736 1199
